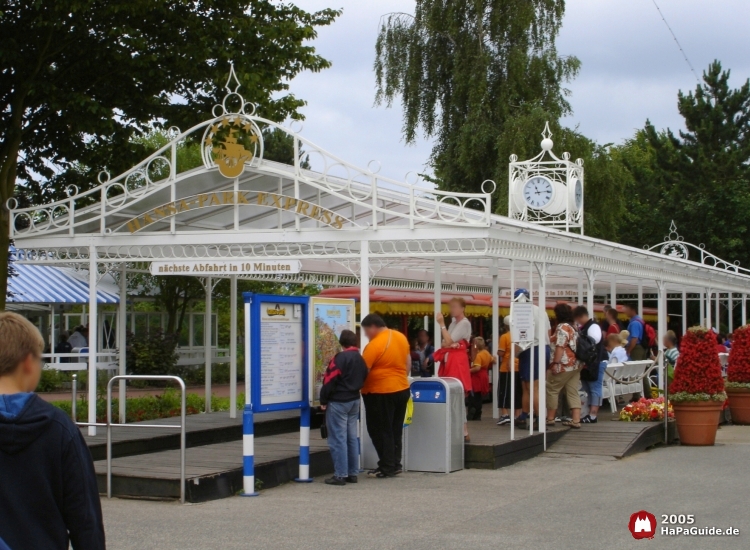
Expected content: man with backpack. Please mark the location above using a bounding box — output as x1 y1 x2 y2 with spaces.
623 303 655 399
573 306 606 423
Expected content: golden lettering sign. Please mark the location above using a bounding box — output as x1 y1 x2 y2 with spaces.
121 191 348 233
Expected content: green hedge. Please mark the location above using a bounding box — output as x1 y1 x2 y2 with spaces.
51 389 244 423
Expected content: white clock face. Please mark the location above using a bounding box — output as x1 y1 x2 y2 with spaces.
574 179 583 210
523 176 554 209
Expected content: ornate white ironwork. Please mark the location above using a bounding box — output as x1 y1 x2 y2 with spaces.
8 65 493 240
508 122 584 233
645 221 747 274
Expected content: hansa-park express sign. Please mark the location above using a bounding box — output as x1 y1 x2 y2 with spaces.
150 259 302 276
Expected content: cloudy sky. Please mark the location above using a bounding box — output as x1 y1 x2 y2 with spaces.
285 0 750 182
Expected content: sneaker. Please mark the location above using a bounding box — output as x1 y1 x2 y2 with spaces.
514 417 528 428
561 416 573 423
345 475 358 483
554 416 561 422
581 415 597 424
325 476 346 486
393 467 403 476
497 415 511 426
366 469 381 478
374 470 395 479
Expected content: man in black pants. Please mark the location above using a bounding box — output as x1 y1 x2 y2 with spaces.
360 314 411 478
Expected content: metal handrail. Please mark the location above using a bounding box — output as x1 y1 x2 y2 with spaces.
77 376 187 504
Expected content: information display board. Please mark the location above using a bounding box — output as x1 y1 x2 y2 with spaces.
245 293 308 412
510 302 535 344
309 297 356 406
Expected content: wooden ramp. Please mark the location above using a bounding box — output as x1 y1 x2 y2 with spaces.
544 418 676 459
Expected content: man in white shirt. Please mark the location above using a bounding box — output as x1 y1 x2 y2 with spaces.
513 288 551 428
67 326 88 350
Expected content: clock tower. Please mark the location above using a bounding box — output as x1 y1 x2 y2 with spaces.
508 122 584 233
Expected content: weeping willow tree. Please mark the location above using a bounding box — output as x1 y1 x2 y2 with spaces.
374 1 580 196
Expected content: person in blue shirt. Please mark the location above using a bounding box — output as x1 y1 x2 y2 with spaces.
622 303 647 361
622 303 650 400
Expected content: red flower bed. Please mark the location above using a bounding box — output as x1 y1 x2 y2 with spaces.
728 325 750 384
670 327 725 396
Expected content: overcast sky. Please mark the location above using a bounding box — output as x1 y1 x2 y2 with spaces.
284 0 750 182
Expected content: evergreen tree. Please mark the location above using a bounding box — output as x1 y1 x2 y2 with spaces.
373 1 580 196
622 61 750 267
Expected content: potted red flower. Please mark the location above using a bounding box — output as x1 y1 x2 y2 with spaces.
670 327 726 445
726 325 750 424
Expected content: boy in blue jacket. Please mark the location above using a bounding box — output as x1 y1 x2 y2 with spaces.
319 329 368 486
0 312 105 550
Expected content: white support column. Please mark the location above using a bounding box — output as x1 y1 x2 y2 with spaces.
528 262 534 436
610 273 617 309
204 277 212 413
657 281 667 391
509 260 516 440
743 294 747 326
432 258 441 376
360 242 370 348
700 290 706 327
681 291 687 335
585 269 595 318
118 264 127 423
491 260 500 420
715 291 720 331
637 281 644 319
577 279 583 306
706 289 712 330
728 292 733 333
536 263 548 448
87 246 98 436
230 275 238 419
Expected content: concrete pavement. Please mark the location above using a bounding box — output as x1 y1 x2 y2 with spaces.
100 425 750 549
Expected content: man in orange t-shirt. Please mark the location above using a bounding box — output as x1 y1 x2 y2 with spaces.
360 314 410 478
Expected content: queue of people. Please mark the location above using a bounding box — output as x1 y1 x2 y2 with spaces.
319 295 692 485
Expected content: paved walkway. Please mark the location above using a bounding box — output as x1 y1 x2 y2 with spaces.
99 425 750 549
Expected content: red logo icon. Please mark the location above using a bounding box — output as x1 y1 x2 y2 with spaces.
628 510 657 540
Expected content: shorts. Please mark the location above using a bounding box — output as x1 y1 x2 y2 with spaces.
518 345 550 382
498 371 522 410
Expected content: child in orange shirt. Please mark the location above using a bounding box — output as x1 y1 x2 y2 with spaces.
468 337 494 420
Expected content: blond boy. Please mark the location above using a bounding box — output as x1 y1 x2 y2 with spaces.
0 312 105 550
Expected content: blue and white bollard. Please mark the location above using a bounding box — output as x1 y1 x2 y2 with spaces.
241 405 259 496
295 406 313 482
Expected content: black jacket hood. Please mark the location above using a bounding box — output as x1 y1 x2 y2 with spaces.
0 394 54 455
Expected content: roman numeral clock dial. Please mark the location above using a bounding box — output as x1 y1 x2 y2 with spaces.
522 176 554 210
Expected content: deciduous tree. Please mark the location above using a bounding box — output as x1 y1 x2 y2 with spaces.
374 1 579 196
0 0 340 309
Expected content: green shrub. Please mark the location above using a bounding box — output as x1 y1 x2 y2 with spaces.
126 329 179 377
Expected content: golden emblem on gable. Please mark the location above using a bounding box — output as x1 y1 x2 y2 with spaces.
204 116 260 178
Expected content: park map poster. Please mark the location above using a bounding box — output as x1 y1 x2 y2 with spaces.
310 297 355 406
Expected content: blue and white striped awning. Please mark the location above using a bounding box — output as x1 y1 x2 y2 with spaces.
7 264 120 304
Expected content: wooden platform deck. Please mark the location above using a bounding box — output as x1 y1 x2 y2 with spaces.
90 405 676 502
464 412 569 469
95 431 332 502
82 409 305 460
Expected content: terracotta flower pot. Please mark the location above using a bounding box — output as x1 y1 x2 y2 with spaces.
672 400 723 446
726 387 750 425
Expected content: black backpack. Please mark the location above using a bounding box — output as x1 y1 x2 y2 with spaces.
576 320 602 381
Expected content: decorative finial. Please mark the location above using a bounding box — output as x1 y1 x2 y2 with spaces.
540 121 553 152
224 62 241 94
